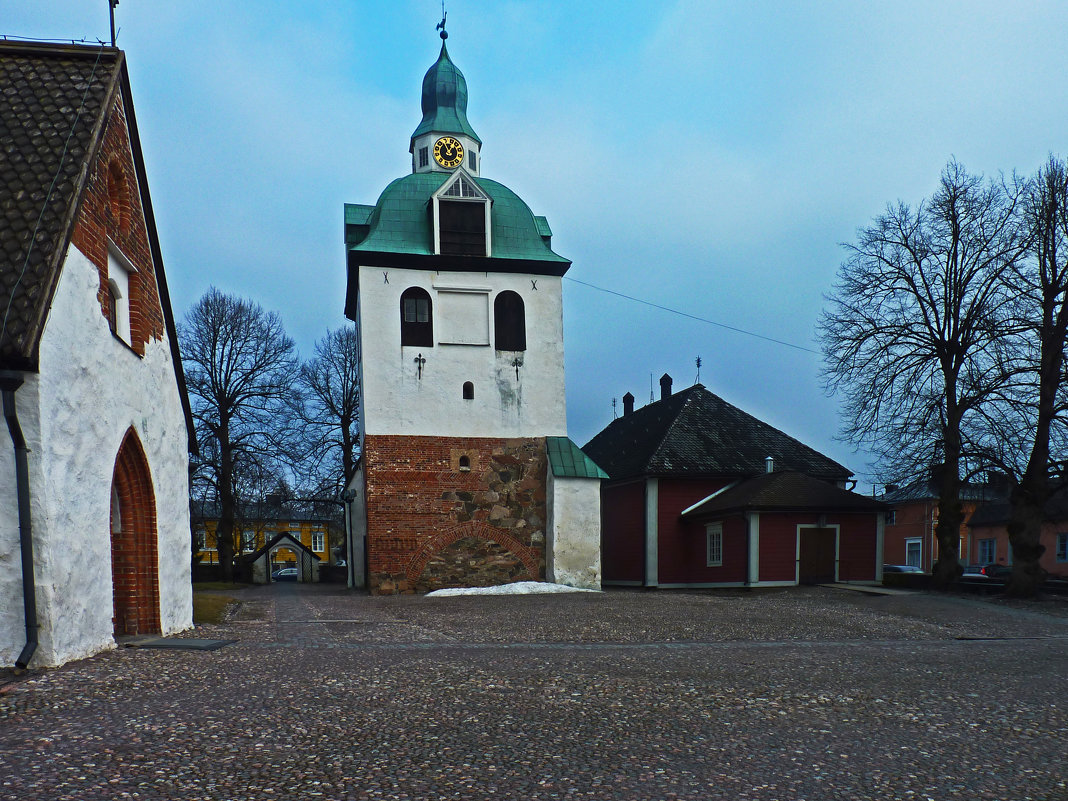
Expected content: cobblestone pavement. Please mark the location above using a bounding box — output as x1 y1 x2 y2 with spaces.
2 585 1067 800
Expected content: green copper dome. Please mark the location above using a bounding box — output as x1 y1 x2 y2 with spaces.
345 172 569 270
411 41 481 146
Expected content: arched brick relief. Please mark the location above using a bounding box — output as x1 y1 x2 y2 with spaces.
405 520 540 584
110 428 161 636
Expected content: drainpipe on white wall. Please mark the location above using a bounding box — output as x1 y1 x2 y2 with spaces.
1 372 37 670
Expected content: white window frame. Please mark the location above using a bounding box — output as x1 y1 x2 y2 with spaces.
706 523 723 567
904 537 922 568
312 532 325 552
977 538 996 564
106 241 137 345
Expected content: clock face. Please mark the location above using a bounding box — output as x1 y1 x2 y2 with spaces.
433 136 464 168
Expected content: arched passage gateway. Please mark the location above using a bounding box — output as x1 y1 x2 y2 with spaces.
110 428 161 636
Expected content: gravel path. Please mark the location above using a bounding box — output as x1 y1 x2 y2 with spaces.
1 585 1066 800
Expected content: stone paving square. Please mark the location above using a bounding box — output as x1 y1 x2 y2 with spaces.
1 585 1067 800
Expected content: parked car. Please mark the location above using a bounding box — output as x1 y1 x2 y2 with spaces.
981 563 1013 580
962 563 1012 579
271 567 298 582
883 564 924 573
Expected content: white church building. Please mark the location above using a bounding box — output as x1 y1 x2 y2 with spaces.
0 42 194 668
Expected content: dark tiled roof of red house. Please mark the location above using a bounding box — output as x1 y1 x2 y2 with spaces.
582 384 851 481
682 470 885 518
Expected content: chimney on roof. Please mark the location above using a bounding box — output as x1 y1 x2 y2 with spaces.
660 373 672 400
622 392 635 416
765 456 775 474
929 463 945 485
986 471 1009 495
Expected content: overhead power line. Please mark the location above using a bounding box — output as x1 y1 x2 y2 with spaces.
563 277 820 355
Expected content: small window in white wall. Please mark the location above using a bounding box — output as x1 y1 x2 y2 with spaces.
706 523 723 567
107 248 134 344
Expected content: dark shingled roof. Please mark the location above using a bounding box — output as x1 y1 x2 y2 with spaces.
879 475 1005 504
582 384 852 481
681 471 885 518
0 41 123 367
0 41 195 451
968 485 1068 528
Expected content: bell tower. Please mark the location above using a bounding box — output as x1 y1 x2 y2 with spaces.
344 23 604 595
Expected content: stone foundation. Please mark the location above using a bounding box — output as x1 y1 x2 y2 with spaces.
363 435 547 594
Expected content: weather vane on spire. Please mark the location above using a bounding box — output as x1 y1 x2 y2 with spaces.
436 1 448 40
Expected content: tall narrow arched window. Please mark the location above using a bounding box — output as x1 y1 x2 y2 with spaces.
400 287 433 346
494 291 526 351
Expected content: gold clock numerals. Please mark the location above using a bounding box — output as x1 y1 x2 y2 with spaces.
433 136 464 168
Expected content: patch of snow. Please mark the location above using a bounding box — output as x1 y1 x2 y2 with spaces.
426 581 600 597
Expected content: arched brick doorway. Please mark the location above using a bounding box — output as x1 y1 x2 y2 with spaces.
110 428 161 636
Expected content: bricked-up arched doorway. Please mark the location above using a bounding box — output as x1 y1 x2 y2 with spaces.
110 428 161 636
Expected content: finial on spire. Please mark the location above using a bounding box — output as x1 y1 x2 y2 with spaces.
436 1 448 40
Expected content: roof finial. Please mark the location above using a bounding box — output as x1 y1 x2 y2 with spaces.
436 1 448 40
109 0 119 46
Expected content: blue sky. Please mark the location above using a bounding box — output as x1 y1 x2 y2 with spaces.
7 1 1068 489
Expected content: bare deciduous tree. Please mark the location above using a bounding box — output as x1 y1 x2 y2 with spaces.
975 156 1068 596
297 326 361 497
294 326 361 560
819 161 1027 588
181 288 300 581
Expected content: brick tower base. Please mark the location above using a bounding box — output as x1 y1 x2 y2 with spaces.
363 434 548 594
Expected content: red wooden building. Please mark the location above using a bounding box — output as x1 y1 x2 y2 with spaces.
583 379 885 588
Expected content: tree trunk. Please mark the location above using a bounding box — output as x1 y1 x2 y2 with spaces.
1005 474 1047 598
217 417 236 583
932 409 964 590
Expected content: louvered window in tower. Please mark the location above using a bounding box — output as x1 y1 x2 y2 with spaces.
439 200 486 256
434 173 490 257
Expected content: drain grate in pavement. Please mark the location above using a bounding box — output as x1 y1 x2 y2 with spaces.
127 638 237 651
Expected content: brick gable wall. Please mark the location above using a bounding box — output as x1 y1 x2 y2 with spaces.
70 91 165 356
363 434 548 594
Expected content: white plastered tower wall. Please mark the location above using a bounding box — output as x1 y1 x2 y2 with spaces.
358 266 567 438
546 470 602 589
0 244 192 668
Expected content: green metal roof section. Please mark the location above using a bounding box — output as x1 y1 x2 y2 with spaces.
345 204 374 225
547 437 609 480
411 41 481 146
348 172 569 263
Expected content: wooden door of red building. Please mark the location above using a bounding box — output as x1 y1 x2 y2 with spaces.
799 527 836 584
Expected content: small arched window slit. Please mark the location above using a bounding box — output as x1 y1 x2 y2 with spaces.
462 381 474 399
